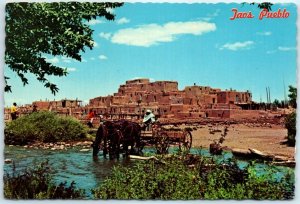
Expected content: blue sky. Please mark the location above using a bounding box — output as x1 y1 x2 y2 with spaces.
4 3 297 106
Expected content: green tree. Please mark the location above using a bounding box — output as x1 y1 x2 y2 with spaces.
288 85 297 108
273 99 280 108
285 112 296 146
244 2 273 11
5 2 123 94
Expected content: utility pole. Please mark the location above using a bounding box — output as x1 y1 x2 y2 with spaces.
283 79 288 108
266 87 269 109
268 87 271 110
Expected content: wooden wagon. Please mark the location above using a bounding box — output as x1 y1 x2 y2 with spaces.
140 124 192 154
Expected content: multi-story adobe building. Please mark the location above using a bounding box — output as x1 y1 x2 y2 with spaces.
89 78 253 119
4 78 254 121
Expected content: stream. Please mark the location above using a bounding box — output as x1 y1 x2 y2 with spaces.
3 145 294 198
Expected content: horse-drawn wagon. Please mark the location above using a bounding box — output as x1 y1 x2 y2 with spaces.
140 123 192 154
92 120 193 158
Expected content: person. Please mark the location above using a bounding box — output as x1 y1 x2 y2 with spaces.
10 102 18 120
87 110 95 128
142 109 155 130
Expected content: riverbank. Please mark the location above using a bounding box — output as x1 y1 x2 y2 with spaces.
191 123 295 159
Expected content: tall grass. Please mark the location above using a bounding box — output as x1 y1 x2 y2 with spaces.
92 155 294 200
4 161 85 199
5 111 88 145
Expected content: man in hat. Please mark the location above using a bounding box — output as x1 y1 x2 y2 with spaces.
142 109 155 130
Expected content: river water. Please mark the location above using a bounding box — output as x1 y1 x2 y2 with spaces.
3 145 294 198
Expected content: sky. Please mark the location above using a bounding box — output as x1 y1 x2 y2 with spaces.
3 2 297 106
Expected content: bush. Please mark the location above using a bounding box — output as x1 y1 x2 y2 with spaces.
92 155 294 200
5 111 88 145
4 161 85 199
285 112 296 146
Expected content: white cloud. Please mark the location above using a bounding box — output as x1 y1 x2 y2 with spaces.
256 31 272 36
85 19 103 25
99 55 108 60
99 32 112 40
90 57 95 60
45 57 59 64
66 67 77 72
63 59 72 63
61 56 72 63
117 17 130 24
200 17 212 21
219 41 254 51
111 21 216 47
278 46 296 51
82 58 87 62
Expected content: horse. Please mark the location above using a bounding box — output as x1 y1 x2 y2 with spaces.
115 120 142 155
92 120 142 159
92 121 122 159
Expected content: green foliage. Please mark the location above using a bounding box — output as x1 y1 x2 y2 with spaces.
273 99 280 108
285 112 296 146
247 2 273 11
288 85 297 108
4 161 85 199
92 155 294 200
5 2 123 94
5 111 88 145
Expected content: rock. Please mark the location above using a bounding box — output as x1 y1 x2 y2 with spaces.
24 145 28 148
232 148 252 158
272 160 296 168
51 147 57 150
5 159 12 164
249 148 274 161
80 148 90 152
274 155 289 162
83 141 93 145
9 145 14 147
76 142 83 146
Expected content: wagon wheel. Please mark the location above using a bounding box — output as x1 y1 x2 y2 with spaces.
179 130 192 152
155 132 170 154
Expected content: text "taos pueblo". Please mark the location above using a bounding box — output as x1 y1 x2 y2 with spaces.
230 8 290 20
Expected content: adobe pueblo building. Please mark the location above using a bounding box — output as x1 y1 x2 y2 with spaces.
89 78 253 120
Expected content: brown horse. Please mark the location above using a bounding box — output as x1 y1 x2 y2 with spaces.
92 120 142 158
116 120 142 155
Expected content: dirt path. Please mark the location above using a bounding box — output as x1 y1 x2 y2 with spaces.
191 124 295 159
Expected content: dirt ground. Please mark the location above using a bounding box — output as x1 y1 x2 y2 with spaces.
190 124 295 159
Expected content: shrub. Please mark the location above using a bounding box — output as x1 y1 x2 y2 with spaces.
92 155 294 200
4 161 85 199
285 112 296 146
5 111 88 145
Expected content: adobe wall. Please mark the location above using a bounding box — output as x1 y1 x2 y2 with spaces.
205 109 231 118
217 91 252 104
184 86 212 96
229 109 264 119
126 78 150 85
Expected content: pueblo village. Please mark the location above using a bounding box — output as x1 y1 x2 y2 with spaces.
4 78 296 164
